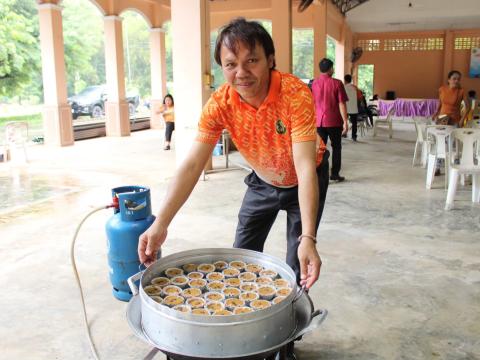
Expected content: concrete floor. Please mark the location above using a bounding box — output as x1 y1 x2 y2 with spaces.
1 122 479 360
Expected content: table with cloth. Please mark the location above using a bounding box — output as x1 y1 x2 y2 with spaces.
379 98 440 118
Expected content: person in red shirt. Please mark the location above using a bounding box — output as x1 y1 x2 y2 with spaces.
312 58 349 181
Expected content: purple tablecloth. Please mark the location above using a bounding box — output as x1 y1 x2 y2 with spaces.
379 99 439 117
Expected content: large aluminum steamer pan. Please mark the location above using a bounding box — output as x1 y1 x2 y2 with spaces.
126 289 328 360
127 248 300 357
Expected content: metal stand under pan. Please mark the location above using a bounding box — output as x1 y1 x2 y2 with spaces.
126 292 327 360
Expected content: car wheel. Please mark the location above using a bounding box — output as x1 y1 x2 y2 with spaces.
72 113 79 120
128 102 136 116
91 105 103 118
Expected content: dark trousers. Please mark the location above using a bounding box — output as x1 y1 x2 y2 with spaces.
165 122 175 142
234 151 330 283
317 127 342 177
348 113 358 140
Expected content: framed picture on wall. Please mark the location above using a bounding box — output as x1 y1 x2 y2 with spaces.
470 48 480 78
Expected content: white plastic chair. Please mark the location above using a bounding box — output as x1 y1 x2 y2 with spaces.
373 106 394 138
3 121 29 163
425 125 454 189
412 118 431 167
445 128 480 210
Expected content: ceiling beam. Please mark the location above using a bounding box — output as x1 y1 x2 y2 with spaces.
330 0 369 14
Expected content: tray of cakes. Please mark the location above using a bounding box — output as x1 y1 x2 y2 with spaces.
126 248 327 359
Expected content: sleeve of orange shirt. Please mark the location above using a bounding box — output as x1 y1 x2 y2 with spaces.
290 84 317 143
196 96 224 144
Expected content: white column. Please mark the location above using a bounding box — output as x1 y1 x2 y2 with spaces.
37 3 74 146
103 15 130 137
149 27 168 129
171 0 211 164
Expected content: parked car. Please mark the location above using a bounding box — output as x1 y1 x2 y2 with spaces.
68 85 140 119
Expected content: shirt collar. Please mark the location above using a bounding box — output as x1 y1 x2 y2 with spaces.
228 69 281 107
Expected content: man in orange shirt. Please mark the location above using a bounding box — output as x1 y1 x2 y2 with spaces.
139 18 328 346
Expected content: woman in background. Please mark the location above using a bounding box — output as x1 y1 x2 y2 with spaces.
433 70 470 127
159 94 175 150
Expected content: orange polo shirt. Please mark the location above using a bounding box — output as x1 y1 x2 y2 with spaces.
438 85 465 124
197 70 326 187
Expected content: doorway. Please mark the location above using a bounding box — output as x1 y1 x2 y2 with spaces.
357 64 374 100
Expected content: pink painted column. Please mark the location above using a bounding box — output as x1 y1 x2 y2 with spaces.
37 3 74 146
149 27 168 129
313 0 327 78
171 0 211 164
272 0 292 73
103 16 130 137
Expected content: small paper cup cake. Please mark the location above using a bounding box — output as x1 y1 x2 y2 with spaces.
276 287 293 297
163 295 185 307
165 267 184 278
250 299 271 311
186 297 206 309
259 269 278 280
151 277 170 288
222 267 240 278
256 276 274 285
245 263 263 274
150 296 163 304
233 306 254 315
204 291 225 303
187 271 204 280
143 285 162 296
182 263 198 273
223 287 241 299
206 301 224 313
225 298 246 311
162 285 182 297
238 272 257 282
197 263 216 275
206 272 225 282
273 279 290 289
225 277 242 288
229 260 246 272
171 275 189 289
213 309 233 316
192 308 210 316
240 282 258 292
214 260 228 271
188 279 207 291
173 304 191 313
206 281 225 292
272 296 286 305
258 285 276 300
181 287 202 299
239 291 259 306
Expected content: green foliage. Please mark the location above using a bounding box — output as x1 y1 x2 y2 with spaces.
0 0 40 98
357 64 374 100
292 28 313 80
326 36 336 64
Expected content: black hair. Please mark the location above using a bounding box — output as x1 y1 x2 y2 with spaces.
468 90 476 97
344 74 352 83
319 58 333 73
447 70 461 79
214 18 276 69
163 94 174 105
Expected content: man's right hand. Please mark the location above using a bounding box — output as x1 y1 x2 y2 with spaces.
342 121 349 135
138 221 168 266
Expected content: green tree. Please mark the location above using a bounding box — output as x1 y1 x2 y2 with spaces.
0 0 40 98
293 28 313 79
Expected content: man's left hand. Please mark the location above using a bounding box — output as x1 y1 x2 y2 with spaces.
298 238 322 289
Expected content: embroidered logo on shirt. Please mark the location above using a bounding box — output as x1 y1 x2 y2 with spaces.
275 119 287 134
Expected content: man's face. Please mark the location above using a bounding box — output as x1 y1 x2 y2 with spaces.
220 41 274 107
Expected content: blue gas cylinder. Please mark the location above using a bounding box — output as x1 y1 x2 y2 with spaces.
106 186 156 301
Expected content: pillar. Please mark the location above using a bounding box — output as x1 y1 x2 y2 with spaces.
335 20 346 81
313 0 327 78
149 27 168 129
103 16 130 137
37 3 74 146
272 0 292 73
443 30 454 84
171 0 211 164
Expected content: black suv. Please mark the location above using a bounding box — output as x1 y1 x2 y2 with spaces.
68 85 140 119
